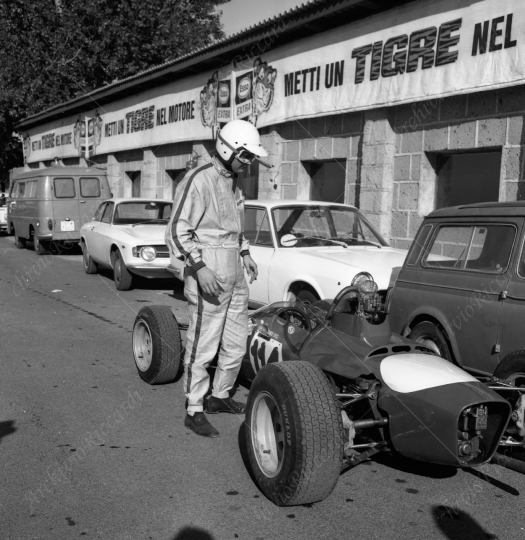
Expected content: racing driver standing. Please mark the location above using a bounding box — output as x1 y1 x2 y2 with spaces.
166 119 268 437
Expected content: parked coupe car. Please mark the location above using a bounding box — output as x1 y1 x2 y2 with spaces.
0 193 7 234
243 200 407 307
130 276 522 506
80 198 173 290
388 202 525 447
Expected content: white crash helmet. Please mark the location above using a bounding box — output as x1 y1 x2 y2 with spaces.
216 119 268 165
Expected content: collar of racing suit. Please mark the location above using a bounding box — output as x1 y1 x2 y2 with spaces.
212 156 237 179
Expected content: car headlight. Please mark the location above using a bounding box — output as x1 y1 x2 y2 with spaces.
351 272 374 287
140 246 157 261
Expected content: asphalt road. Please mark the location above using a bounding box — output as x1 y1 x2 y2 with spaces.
1 234 525 540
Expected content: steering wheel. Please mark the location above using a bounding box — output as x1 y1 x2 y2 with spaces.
275 307 312 332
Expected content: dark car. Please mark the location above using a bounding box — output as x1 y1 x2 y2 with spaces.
388 202 525 446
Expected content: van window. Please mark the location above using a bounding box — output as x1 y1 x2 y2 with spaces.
54 177 76 198
17 182 26 198
423 224 515 273
25 180 37 198
80 177 101 198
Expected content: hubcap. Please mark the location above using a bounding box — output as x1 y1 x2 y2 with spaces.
251 391 285 478
133 319 153 371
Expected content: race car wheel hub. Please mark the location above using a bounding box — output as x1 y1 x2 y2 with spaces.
251 391 284 478
133 319 153 372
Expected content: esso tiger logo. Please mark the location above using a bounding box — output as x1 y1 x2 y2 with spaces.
218 84 230 105
237 77 251 100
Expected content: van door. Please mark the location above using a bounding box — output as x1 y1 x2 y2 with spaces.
79 176 105 226
52 176 80 241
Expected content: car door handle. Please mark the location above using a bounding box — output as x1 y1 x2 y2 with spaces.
80 200 86 203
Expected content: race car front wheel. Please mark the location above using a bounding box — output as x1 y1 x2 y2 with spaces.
246 361 343 506
132 305 182 384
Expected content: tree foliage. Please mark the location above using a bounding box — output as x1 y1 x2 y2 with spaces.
0 0 229 186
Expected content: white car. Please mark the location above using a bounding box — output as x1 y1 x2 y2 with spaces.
0 194 7 233
80 198 173 290
244 200 407 307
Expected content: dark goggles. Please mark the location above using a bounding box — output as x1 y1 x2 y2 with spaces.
235 149 256 164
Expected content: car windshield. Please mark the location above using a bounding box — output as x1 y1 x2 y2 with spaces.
113 202 173 225
272 205 387 248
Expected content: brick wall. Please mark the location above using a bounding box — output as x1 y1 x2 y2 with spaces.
259 112 363 204
388 85 525 249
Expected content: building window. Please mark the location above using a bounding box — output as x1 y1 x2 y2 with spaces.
304 160 346 203
435 151 501 209
126 171 141 197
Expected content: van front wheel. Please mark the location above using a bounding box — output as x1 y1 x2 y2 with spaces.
15 233 26 249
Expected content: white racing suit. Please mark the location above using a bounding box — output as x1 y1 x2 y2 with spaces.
166 158 250 413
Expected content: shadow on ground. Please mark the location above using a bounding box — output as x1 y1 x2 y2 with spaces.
0 420 16 443
171 526 215 540
432 506 498 539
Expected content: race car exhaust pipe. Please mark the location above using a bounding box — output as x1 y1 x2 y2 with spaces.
353 418 388 429
491 453 525 475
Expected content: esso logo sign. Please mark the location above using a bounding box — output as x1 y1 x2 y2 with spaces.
237 77 251 100
218 84 230 105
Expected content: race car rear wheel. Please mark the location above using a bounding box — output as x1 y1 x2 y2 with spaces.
132 305 182 384
409 321 453 361
246 361 343 506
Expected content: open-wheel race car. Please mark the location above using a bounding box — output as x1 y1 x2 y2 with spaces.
131 274 525 506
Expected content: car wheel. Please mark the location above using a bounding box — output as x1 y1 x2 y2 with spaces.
297 289 319 307
494 352 525 453
409 321 453 361
132 305 182 384
81 241 98 274
245 361 343 506
33 234 48 256
113 250 133 290
14 232 26 249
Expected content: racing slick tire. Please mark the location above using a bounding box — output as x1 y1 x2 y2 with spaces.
132 305 182 385
409 321 453 361
246 361 343 506
81 241 98 274
494 351 525 459
113 249 133 291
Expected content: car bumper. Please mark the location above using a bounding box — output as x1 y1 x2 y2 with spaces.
127 264 173 279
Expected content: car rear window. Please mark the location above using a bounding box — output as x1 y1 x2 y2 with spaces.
54 177 76 198
406 224 432 266
80 177 101 198
423 224 515 273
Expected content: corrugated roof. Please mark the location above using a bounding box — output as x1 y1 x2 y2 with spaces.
17 0 412 130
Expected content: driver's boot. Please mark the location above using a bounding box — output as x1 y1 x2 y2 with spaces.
184 412 219 437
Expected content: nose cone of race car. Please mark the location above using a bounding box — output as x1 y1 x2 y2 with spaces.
379 353 478 393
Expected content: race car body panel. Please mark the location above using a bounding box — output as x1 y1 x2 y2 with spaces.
378 380 510 467
379 353 478 393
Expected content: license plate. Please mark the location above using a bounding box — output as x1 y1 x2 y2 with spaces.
60 221 75 231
